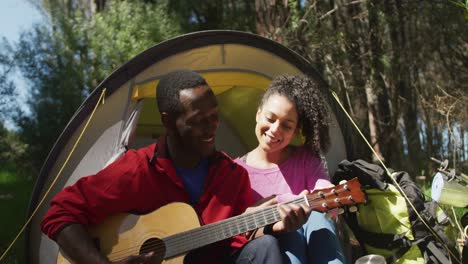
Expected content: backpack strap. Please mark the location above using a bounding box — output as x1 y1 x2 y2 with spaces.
425 241 451 264
347 211 412 249
384 237 428 263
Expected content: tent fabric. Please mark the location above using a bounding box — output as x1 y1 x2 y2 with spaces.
105 100 143 167
131 71 271 100
26 30 356 263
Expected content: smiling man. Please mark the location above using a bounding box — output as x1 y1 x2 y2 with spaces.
40 70 286 264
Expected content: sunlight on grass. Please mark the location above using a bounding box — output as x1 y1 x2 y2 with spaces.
0 169 34 263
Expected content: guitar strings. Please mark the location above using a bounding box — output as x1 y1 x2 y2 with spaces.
106 202 287 261
105 185 355 261
107 196 347 261
106 200 310 261
106 206 282 261
106 188 353 261
158 184 361 257
106 189 350 261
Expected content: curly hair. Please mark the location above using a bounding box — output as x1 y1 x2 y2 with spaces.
259 75 331 154
156 70 207 115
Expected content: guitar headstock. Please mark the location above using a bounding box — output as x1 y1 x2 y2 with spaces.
306 177 366 212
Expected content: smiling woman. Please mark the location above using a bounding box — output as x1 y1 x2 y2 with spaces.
25 31 357 263
255 93 299 161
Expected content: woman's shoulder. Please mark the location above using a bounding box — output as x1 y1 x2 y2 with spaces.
280 146 323 174
288 145 321 162
234 152 281 174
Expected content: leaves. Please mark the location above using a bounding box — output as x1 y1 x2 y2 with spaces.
83 1 182 88
0 0 184 173
0 0 465 176
255 0 467 174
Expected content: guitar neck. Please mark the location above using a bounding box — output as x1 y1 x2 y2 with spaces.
162 178 364 259
162 196 306 258
57 179 363 263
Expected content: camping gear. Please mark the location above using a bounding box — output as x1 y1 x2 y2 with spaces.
355 254 386 264
332 159 460 264
430 158 468 208
431 172 468 208
25 31 357 263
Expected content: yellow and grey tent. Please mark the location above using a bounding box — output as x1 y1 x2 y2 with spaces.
26 30 356 263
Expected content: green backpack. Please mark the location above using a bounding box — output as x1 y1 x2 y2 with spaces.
332 159 460 264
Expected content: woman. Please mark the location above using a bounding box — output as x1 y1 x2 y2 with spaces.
236 75 344 264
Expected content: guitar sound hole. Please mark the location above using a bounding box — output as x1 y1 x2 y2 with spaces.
140 237 165 257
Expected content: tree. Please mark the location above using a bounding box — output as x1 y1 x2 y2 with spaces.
1 0 184 173
0 40 18 126
0 122 29 173
2 0 465 176
253 0 467 176
166 0 256 32
83 0 183 88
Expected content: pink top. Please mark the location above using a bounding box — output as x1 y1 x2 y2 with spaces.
235 146 332 203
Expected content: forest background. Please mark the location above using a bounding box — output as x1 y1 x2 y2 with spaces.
0 0 466 261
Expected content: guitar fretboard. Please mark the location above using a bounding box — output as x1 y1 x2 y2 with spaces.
162 196 307 258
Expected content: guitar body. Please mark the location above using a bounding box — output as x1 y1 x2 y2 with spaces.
55 178 366 264
57 202 201 264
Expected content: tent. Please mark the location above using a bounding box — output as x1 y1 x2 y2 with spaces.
26 30 356 263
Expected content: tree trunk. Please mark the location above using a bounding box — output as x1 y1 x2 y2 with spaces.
255 0 290 42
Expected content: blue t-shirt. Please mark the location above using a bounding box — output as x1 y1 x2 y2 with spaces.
175 158 209 204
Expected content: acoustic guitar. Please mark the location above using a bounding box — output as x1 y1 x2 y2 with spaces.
57 177 365 263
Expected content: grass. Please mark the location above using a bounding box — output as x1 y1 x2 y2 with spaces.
0 170 34 263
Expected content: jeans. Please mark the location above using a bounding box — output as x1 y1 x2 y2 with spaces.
278 212 345 264
230 235 283 264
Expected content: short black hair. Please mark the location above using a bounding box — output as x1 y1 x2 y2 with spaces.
260 75 330 154
156 70 208 114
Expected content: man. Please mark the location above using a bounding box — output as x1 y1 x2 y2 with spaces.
41 70 310 263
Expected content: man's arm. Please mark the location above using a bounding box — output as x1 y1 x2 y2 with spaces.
56 224 109 264
42 150 160 263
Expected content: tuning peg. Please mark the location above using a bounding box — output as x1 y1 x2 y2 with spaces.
348 206 358 213
337 208 345 215
339 180 347 185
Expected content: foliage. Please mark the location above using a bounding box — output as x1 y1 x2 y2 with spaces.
0 0 183 173
0 0 466 179
0 170 34 263
165 0 256 32
0 124 29 174
0 40 18 124
449 0 468 19
254 0 468 176
82 0 183 88
12 24 88 171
